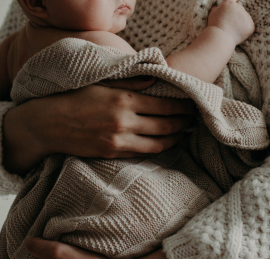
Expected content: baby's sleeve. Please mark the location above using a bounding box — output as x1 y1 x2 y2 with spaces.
0 0 28 195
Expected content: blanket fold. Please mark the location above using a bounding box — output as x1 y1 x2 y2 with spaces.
1 0 270 258
11 39 269 150
163 157 270 258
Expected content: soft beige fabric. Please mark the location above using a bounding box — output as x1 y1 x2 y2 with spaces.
0 0 269 259
10 39 268 149
163 157 270 258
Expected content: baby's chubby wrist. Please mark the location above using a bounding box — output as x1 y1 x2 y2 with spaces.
207 0 255 46
206 25 239 46
203 26 237 48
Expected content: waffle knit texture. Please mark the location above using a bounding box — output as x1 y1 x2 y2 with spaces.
163 157 270 258
0 0 270 258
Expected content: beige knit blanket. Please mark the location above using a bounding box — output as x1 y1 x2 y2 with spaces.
0 0 270 258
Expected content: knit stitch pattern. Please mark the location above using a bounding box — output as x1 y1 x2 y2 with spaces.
0 0 269 258
163 157 270 258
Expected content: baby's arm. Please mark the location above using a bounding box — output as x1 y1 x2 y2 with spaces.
78 0 255 85
166 0 255 83
166 27 235 83
78 31 137 55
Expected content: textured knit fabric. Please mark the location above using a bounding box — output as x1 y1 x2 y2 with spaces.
0 0 269 259
162 157 270 259
10 39 268 149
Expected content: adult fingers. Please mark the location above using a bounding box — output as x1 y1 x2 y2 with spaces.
100 76 156 91
132 114 194 136
108 151 151 158
113 132 185 154
26 237 106 259
97 78 197 116
127 132 185 154
133 95 197 115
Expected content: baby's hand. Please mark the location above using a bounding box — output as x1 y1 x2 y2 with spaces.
208 0 255 45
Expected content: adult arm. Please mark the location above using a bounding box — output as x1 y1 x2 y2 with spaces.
3 77 196 176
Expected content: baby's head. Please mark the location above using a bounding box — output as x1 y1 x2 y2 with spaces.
18 0 136 33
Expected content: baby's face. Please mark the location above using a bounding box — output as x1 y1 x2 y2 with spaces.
43 0 136 33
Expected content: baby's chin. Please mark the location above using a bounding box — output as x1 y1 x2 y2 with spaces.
111 26 126 34
110 19 128 34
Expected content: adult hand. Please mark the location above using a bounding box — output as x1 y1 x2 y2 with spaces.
3 76 196 175
26 237 107 259
26 237 166 259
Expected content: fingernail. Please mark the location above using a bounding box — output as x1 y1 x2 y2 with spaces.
142 75 154 81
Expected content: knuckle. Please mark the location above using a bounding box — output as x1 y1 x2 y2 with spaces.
106 135 123 152
110 117 127 133
112 94 127 108
112 92 133 109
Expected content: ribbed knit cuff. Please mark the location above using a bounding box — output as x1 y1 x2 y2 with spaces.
0 101 25 196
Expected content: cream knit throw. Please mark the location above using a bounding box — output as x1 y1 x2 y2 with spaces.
0 0 270 258
163 157 270 258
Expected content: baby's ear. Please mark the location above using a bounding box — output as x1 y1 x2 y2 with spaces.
19 0 48 19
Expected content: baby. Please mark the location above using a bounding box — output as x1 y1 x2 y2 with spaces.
0 0 255 258
0 0 254 98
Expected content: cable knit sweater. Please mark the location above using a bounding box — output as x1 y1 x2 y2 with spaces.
0 0 270 258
